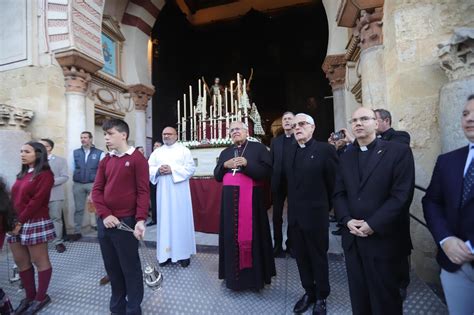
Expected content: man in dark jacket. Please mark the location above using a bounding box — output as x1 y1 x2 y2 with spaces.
287 113 337 315
72 131 104 240
270 111 294 257
374 108 413 300
422 95 474 315
334 107 415 315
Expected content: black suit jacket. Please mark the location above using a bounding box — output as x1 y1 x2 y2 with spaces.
422 146 474 272
270 134 293 192
334 139 415 258
286 140 338 231
380 128 410 145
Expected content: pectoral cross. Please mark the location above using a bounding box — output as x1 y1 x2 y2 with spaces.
232 167 238 176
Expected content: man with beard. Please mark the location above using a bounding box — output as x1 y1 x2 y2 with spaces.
214 121 275 291
148 127 196 267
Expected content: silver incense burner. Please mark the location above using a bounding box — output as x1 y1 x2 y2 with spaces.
117 221 163 290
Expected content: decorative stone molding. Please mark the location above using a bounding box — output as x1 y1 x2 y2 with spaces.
0 104 34 129
56 49 103 74
438 27 474 81
128 84 156 111
351 79 363 103
354 8 383 51
322 54 347 90
336 0 384 28
345 34 361 61
63 66 92 94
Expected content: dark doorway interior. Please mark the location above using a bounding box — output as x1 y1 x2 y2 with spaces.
151 1 333 144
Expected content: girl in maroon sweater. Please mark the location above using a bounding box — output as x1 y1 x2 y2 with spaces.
8 142 55 314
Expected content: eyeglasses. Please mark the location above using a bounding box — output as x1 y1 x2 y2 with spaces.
348 116 376 124
291 121 310 129
230 127 244 134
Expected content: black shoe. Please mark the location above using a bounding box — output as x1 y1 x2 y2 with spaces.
287 247 296 259
329 215 337 223
293 293 315 314
146 221 156 227
159 259 171 267
273 245 285 258
68 233 82 242
331 228 342 236
312 299 326 315
14 298 32 315
55 243 66 253
179 259 190 268
400 288 407 301
99 275 110 286
23 295 51 315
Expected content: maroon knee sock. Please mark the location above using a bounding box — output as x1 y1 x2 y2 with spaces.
35 268 52 301
19 267 36 300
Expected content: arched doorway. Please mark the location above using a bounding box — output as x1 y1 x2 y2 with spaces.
150 1 333 144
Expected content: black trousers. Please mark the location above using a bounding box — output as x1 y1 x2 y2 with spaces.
344 243 402 315
98 216 143 315
399 255 410 289
290 225 330 299
149 183 157 223
272 182 289 248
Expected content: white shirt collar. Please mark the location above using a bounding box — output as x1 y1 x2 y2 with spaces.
109 146 135 157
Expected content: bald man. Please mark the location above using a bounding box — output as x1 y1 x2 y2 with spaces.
334 107 415 315
214 121 276 291
148 127 196 267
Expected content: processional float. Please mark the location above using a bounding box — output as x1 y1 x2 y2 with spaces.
175 72 265 144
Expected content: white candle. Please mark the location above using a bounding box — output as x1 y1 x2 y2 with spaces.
189 85 193 119
224 87 228 116
193 106 197 141
198 79 201 98
184 93 187 119
230 81 234 114
203 88 207 118
213 95 217 118
218 94 222 118
177 100 180 123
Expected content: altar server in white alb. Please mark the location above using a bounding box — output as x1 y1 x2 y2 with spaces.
148 126 196 267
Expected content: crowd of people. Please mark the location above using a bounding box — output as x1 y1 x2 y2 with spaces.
0 96 473 314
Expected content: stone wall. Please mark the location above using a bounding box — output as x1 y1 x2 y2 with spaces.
0 65 67 154
383 0 474 283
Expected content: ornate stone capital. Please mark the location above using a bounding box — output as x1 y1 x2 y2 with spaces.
322 54 347 90
336 0 384 28
63 67 91 94
438 27 474 81
354 8 384 51
0 104 34 129
128 84 156 111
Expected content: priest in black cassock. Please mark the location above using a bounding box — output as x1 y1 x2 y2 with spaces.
214 121 276 291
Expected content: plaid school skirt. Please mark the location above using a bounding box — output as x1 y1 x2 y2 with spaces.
7 218 56 246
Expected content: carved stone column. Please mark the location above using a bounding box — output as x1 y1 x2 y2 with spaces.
322 54 349 130
0 105 34 187
438 28 474 153
128 84 155 147
355 8 386 108
62 66 92 159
